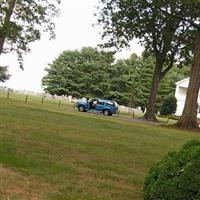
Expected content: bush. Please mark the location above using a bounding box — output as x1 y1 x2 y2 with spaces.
143 140 200 200
160 94 177 116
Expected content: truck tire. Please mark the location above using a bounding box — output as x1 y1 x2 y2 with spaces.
78 105 85 112
103 110 110 116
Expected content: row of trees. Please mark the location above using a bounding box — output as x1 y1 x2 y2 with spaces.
42 46 189 112
96 0 200 128
0 0 199 128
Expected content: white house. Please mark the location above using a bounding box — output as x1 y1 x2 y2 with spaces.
175 77 200 118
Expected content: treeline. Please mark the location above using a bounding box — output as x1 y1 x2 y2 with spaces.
42 47 189 111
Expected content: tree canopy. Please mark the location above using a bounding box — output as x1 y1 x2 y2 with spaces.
42 47 188 108
42 47 138 104
0 0 60 68
42 47 115 99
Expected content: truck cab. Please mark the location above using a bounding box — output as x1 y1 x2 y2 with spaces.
76 98 118 116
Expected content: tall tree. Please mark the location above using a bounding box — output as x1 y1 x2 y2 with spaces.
177 30 200 128
134 56 155 111
42 47 114 98
106 55 137 105
164 1 200 128
131 55 188 112
0 0 60 68
96 0 197 122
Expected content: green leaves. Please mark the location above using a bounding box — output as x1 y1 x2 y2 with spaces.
42 47 140 105
42 48 189 108
0 66 10 82
144 140 200 200
160 94 177 116
42 47 114 99
97 0 199 64
0 0 60 67
97 0 199 120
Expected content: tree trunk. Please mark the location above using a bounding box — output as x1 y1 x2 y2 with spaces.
0 0 16 55
0 38 5 55
143 62 162 122
177 30 200 129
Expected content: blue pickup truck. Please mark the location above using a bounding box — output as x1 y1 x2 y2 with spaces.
75 98 118 116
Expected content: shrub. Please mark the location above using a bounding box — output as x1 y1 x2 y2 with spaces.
143 140 200 200
160 94 177 116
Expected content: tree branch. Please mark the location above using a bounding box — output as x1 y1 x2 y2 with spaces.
158 7 200 30
160 58 174 80
0 0 17 55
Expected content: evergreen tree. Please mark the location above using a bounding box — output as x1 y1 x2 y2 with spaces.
160 94 177 116
42 47 114 98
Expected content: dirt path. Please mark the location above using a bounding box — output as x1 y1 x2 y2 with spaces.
69 107 161 125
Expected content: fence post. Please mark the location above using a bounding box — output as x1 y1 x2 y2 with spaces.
7 91 10 99
25 95 28 103
117 110 120 117
167 116 170 124
41 96 44 104
58 100 61 107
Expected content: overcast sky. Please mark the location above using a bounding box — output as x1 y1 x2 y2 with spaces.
0 0 143 93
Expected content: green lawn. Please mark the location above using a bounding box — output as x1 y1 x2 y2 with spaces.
0 92 199 200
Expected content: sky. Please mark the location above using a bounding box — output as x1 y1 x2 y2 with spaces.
0 0 143 93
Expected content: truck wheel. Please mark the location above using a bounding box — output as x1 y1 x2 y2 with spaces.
79 105 85 112
103 110 110 116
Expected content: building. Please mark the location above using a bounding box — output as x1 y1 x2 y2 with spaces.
175 77 200 118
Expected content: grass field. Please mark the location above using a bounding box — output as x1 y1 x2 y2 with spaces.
0 92 200 200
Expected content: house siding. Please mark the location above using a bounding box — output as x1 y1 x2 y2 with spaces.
175 78 200 119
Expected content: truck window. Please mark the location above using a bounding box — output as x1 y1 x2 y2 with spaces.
97 101 105 105
106 101 114 106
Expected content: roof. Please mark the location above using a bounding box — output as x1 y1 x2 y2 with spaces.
175 77 189 86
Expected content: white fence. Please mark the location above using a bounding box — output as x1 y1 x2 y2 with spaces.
0 86 75 103
0 87 144 113
118 105 143 114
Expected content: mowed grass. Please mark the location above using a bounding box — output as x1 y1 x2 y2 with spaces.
0 93 200 200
